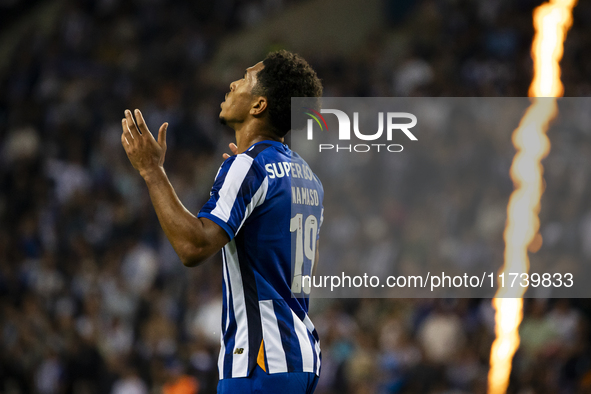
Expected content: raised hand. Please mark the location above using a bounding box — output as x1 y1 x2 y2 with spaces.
121 109 168 177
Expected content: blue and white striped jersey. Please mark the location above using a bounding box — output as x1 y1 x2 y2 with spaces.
198 140 323 379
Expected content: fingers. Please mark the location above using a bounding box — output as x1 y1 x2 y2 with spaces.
134 109 155 140
122 118 133 141
122 108 168 151
121 130 129 147
124 109 141 139
222 143 238 160
158 123 168 147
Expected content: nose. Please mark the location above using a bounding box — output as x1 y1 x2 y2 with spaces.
230 80 238 91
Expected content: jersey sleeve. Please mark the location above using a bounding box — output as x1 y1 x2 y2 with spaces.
316 176 324 239
198 154 269 240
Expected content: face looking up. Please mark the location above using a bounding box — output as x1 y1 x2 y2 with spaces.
219 61 265 127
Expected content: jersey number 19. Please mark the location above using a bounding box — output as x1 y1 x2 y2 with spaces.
290 213 318 295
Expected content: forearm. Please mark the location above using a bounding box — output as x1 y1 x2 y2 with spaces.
141 167 211 266
120 109 228 265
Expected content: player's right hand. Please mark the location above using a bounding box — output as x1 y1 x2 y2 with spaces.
121 109 167 178
222 143 238 160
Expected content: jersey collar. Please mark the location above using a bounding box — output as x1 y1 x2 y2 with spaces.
247 140 286 150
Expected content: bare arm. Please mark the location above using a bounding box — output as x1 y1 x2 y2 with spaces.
121 109 229 267
141 167 229 266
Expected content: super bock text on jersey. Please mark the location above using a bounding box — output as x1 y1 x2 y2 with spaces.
197 140 324 380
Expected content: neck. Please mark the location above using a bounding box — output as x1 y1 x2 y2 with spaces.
234 120 283 153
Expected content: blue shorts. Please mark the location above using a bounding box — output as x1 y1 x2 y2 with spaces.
217 366 319 394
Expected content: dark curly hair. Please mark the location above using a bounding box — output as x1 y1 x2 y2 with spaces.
251 50 323 137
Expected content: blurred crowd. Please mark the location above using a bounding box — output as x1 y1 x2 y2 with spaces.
305 95 591 393
1 0 591 393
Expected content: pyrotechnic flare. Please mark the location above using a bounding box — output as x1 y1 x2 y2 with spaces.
488 1 577 394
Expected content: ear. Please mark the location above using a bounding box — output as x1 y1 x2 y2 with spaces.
250 96 268 116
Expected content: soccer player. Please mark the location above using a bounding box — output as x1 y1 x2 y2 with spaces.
121 50 324 394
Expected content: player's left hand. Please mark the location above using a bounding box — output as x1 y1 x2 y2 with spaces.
222 143 238 160
121 109 168 178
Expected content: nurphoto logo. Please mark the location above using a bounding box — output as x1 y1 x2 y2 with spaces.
303 107 418 153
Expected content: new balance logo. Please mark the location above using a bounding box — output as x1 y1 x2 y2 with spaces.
234 348 244 355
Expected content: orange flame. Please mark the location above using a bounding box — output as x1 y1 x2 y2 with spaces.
487 1 576 394
529 0 577 97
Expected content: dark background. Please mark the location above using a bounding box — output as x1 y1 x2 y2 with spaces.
1 0 591 393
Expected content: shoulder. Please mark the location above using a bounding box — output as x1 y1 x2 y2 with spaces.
216 147 276 186
234 142 288 172
220 146 268 173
